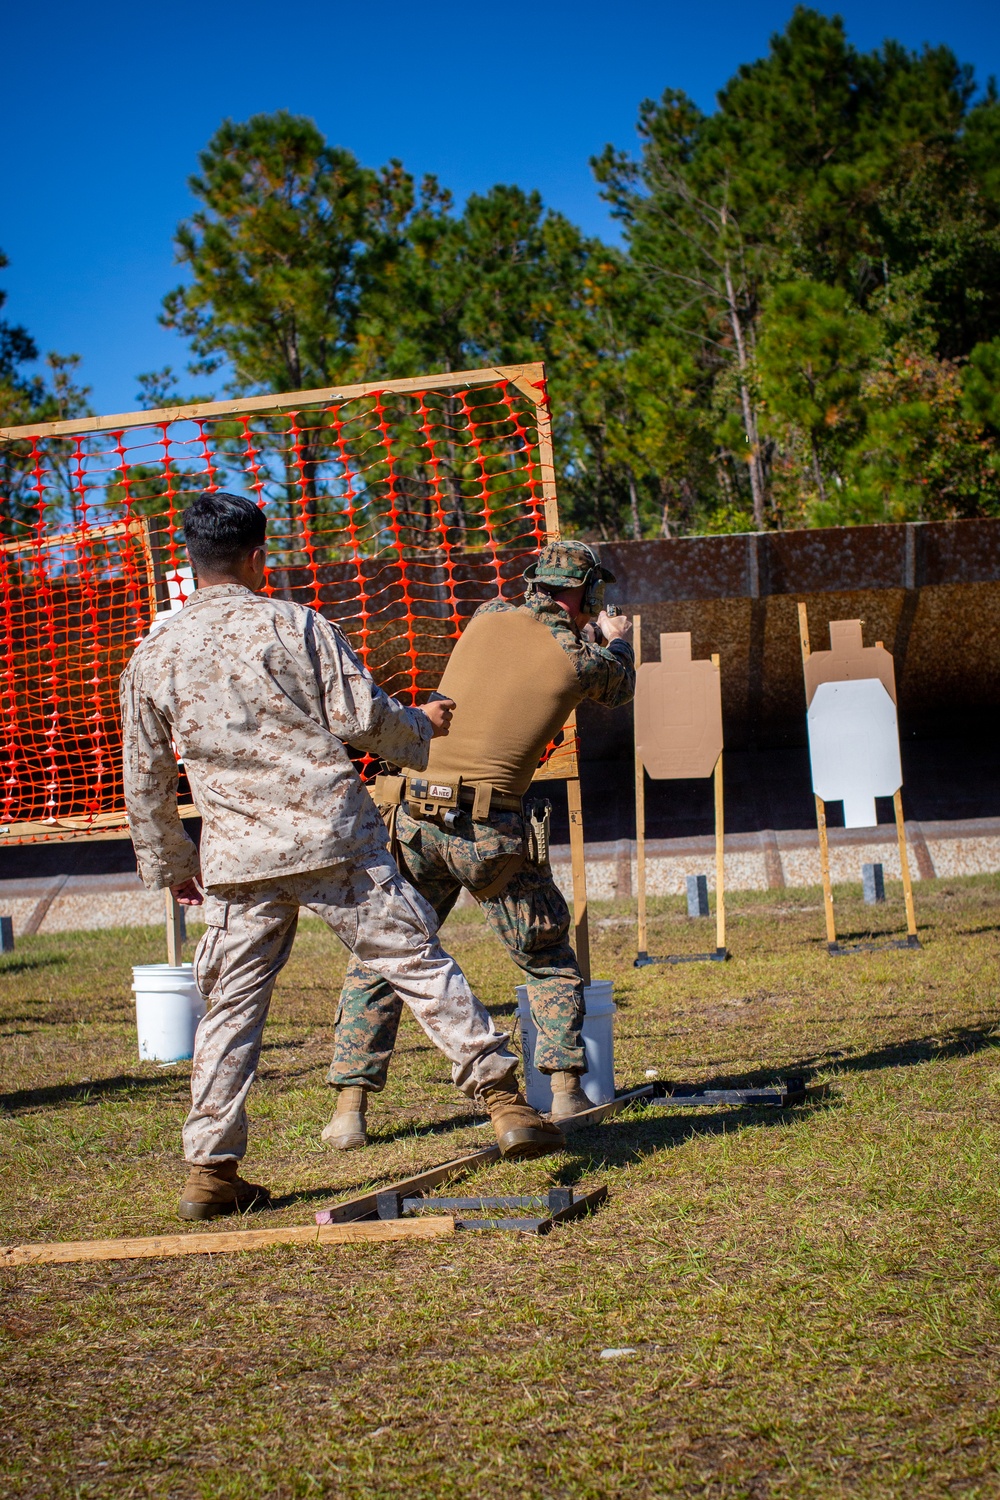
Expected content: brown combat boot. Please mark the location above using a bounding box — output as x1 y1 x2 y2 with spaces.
321 1086 368 1151
480 1074 566 1160
549 1070 592 1120
177 1159 271 1221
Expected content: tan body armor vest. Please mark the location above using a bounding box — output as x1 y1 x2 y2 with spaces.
417 609 580 796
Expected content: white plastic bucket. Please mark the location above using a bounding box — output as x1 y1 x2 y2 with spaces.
132 964 205 1063
516 980 616 1112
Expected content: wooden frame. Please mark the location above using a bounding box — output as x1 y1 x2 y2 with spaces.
0 516 159 845
0 361 551 443
1 363 593 974
797 602 919 954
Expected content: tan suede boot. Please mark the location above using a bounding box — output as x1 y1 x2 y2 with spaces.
549 1070 592 1120
321 1086 368 1151
480 1075 566 1159
177 1160 271 1221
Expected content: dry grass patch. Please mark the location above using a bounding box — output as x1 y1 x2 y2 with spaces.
2 876 1000 1496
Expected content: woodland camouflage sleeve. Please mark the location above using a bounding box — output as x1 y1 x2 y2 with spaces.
119 655 201 891
309 612 434 770
574 637 636 708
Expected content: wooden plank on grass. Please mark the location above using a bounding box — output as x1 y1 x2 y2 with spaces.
315 1147 502 1225
556 1085 655 1134
0 1216 454 1267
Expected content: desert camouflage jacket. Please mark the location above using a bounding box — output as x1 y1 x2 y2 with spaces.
475 587 635 707
119 584 432 891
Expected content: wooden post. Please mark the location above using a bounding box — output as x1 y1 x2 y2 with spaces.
524 371 597 977
873 638 919 944
165 890 184 966
634 615 647 961
567 776 591 986
526 382 561 542
798 602 837 949
814 795 837 947
711 653 726 956
893 789 919 939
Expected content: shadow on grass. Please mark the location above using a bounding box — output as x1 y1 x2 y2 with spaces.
364 1109 487 1147
277 1023 1000 1207
0 956 68 978
275 1100 832 1212
671 1022 1000 1094
1 1073 182 1114
806 923 932 944
553 1099 836 1182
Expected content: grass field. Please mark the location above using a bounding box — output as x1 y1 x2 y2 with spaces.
2 875 1000 1498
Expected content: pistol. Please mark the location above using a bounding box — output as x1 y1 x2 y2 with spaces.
593 603 621 645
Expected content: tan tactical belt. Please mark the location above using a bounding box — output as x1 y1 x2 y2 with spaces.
371 774 551 903
372 773 522 824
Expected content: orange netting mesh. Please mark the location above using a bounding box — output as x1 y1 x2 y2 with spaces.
0 370 564 842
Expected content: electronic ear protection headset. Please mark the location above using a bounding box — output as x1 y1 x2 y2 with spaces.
577 544 607 617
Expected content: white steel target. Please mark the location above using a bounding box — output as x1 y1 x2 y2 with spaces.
806 678 902 829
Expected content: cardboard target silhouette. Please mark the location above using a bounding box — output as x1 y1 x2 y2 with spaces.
804 620 901 829
633 630 727 965
634 633 723 780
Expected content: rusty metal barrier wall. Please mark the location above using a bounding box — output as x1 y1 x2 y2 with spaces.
597 518 1000 750
5 517 999 875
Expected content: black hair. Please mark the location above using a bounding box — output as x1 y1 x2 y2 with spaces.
182 491 266 574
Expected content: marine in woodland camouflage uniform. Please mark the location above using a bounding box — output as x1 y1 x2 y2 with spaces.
329 543 635 1098
119 494 537 1193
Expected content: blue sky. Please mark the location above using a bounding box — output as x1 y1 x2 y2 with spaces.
2 1 998 414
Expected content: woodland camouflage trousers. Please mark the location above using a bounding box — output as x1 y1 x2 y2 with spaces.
328 805 586 1090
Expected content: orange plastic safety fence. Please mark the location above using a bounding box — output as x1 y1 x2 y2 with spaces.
0 373 564 842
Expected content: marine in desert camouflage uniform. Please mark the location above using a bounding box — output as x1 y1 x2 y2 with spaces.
120 491 563 1221
326 541 634 1148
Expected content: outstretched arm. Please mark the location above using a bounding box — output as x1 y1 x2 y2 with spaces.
308 613 439 769
574 612 636 708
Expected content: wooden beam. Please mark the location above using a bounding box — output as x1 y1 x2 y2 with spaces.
507 369 559 539
798 601 837 948
712 653 726 955
22 875 68 937
633 616 647 958
894 789 919 938
531 723 580 783
0 805 197 842
0 1216 455 1267
165 890 184 966
0 516 147 556
567 773 591 986
815 794 837 946
557 1084 655 1134
314 1147 502 1225
0 363 547 442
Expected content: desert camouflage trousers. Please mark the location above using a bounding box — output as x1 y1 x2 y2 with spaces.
328 806 585 1090
184 848 516 1164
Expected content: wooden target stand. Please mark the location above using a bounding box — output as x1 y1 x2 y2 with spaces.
633 619 728 967
797 603 919 956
